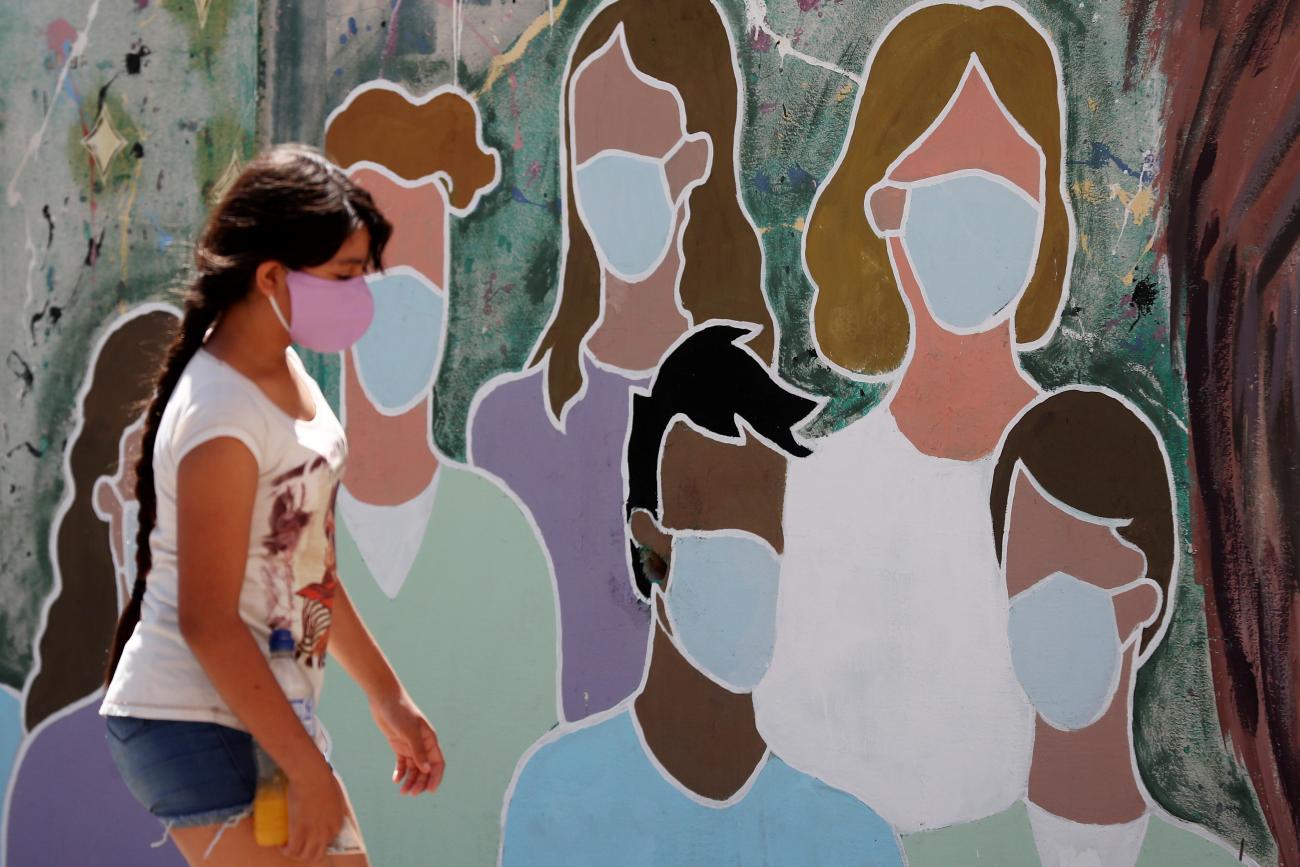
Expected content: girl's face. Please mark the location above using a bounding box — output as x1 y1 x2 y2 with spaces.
258 223 379 353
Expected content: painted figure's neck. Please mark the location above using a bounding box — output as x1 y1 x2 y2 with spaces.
634 622 766 802
890 321 1038 461
587 249 690 373
341 357 439 503
1028 654 1148 825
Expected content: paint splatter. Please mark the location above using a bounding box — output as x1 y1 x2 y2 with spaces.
125 42 151 74
84 230 105 266
750 27 774 53
1129 276 1159 329
787 165 817 191
6 353 34 399
1110 183 1156 225
41 206 54 247
46 19 77 62
1071 141 1140 177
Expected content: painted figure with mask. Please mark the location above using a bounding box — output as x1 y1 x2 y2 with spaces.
903 387 1243 866
5 306 183 867
469 0 777 724
756 1 1077 832
317 82 558 867
500 324 902 867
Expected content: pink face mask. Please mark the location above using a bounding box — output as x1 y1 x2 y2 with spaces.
268 270 375 353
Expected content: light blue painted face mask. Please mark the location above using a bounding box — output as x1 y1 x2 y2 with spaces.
658 532 782 693
899 173 1041 332
574 151 676 281
1008 572 1157 730
350 269 445 415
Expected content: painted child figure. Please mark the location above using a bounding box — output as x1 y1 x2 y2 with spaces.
903 387 1247 867
500 325 902 866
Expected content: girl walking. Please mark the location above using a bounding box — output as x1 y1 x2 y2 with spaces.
101 144 444 865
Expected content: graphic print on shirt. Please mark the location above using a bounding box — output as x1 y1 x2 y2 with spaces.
259 455 339 668
297 484 341 667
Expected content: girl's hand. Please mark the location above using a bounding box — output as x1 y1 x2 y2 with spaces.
370 690 445 795
284 761 346 863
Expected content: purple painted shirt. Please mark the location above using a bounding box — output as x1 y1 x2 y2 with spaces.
471 354 650 721
6 702 183 866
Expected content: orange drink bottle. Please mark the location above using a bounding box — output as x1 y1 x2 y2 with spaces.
253 628 316 847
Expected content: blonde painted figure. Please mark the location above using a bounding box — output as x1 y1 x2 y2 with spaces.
756 0 1077 833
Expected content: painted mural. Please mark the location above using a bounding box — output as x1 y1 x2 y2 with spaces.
0 0 1296 865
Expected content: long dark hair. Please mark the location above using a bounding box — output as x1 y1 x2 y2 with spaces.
104 144 392 684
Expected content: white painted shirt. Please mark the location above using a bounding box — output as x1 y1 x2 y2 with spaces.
754 401 1033 832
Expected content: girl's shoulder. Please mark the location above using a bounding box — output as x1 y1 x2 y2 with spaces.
160 350 278 468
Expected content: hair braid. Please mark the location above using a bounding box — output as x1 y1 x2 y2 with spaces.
104 285 225 683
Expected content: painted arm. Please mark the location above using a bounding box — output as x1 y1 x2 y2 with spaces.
328 575 446 795
176 437 344 862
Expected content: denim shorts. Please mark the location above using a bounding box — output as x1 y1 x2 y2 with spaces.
105 716 256 829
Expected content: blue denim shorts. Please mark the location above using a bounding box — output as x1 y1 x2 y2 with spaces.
105 716 256 829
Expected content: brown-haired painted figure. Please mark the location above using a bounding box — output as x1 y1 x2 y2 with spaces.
4 306 183 867
25 305 177 730
318 82 558 867
904 387 1241 865
469 0 777 723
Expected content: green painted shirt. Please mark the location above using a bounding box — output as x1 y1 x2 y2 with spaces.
321 465 558 867
903 800 1244 867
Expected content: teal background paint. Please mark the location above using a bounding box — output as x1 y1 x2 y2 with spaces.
0 0 1277 863
0 0 258 687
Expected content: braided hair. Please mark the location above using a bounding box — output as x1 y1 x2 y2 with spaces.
105 144 392 684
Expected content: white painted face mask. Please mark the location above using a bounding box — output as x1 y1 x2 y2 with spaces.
657 531 782 693
1007 572 1159 730
870 172 1042 334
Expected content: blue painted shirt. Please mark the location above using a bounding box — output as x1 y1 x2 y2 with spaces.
501 709 903 866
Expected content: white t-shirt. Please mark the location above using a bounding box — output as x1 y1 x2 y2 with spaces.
754 399 1034 832
102 348 347 731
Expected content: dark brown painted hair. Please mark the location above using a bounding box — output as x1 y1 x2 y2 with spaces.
29 308 176 728
104 144 392 685
990 388 1175 654
529 0 774 423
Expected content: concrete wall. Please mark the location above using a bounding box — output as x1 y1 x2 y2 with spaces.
0 0 1289 864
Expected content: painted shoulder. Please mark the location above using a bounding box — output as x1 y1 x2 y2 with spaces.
467 366 548 464
1141 814 1249 866
510 711 640 800
762 757 904 865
